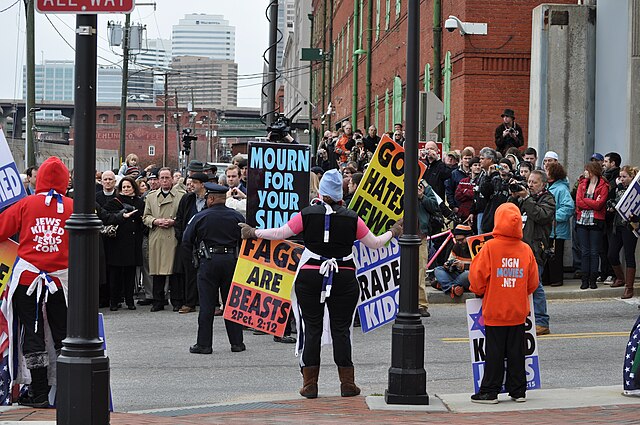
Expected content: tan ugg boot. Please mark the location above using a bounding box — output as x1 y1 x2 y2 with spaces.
300 366 320 399
610 264 625 287
622 268 636 299
338 366 361 397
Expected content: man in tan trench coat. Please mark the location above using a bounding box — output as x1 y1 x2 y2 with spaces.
143 167 186 311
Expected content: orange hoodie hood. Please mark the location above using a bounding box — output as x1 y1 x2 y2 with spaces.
492 202 523 240
35 156 70 195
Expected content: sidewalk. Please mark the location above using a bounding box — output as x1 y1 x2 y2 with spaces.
2 385 640 424
427 277 636 304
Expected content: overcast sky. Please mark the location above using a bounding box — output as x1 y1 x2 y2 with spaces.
0 0 270 107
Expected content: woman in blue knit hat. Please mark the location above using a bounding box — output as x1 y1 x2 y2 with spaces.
239 169 402 399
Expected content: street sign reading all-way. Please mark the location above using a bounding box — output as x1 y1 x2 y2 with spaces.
36 0 135 13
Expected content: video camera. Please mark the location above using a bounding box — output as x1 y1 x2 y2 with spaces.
267 113 292 142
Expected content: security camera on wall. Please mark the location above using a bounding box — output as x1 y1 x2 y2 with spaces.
444 15 488 36
445 17 459 32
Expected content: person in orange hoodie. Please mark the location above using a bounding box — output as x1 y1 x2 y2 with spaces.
469 202 539 404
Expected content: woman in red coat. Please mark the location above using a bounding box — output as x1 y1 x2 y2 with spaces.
575 161 610 289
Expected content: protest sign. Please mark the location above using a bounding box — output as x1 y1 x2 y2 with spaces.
224 238 303 337
0 240 18 296
353 238 401 333
616 172 640 238
246 142 310 229
466 233 494 259
0 129 26 210
348 135 427 235
466 297 541 393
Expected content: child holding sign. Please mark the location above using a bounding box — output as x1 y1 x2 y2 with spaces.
239 169 402 399
468 203 539 404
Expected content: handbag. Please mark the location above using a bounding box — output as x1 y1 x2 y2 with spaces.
100 197 124 238
100 224 119 238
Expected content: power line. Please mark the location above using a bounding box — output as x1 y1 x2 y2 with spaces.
0 0 19 14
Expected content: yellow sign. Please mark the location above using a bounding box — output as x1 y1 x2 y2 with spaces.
348 135 427 235
0 239 18 295
224 238 303 337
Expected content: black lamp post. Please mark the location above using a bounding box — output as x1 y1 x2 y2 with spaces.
57 14 110 424
385 0 429 405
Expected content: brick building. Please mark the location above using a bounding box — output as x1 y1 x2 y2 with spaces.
310 0 573 152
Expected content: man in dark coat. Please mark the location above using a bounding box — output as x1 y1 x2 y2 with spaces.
421 141 451 200
174 173 210 313
494 109 524 156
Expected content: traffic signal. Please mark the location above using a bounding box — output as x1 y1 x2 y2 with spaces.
181 128 197 155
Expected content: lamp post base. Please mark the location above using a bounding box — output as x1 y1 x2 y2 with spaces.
385 317 430 405
57 348 110 425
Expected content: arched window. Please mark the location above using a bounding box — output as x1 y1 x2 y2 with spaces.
98 114 109 123
142 114 152 121
114 114 121 122
127 114 138 121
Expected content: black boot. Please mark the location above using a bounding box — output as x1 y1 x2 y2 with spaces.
580 274 589 290
589 273 598 290
18 367 49 408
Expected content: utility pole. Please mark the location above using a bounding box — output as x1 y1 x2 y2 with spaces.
266 0 279 127
25 0 36 166
118 13 131 164
57 13 110 424
385 0 429 405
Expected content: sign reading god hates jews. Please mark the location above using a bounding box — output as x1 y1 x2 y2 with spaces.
616 172 640 238
246 142 310 229
224 238 304 337
353 238 401 333
466 297 541 393
0 129 26 210
348 135 427 235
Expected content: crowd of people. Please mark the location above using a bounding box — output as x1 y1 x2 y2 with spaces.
7 108 639 403
315 113 639 337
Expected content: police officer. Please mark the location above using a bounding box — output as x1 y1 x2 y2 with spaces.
182 182 246 354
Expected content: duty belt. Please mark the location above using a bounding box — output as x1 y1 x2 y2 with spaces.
207 246 236 254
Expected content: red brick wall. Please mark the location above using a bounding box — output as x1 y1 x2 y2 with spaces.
70 105 215 170
311 0 574 151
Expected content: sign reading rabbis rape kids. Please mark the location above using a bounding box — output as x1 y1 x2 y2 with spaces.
0 129 26 210
353 238 401 333
246 142 310 228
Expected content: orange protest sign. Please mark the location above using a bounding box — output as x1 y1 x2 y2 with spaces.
466 233 494 259
0 239 18 295
224 238 303 337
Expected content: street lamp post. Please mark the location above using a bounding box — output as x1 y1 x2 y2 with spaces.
57 14 110 424
385 0 429 405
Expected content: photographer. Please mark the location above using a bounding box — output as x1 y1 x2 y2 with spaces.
479 159 518 234
433 225 474 298
509 170 555 335
494 109 524 156
348 136 373 172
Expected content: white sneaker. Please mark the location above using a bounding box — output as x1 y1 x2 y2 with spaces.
604 276 615 284
511 396 526 402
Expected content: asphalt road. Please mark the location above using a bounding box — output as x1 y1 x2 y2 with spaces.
102 296 640 412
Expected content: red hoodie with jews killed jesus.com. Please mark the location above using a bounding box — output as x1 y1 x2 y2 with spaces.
469 202 539 326
0 157 73 286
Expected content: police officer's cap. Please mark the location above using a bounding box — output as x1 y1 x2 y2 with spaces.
190 173 209 183
204 182 228 195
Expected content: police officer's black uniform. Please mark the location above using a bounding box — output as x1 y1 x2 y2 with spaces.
182 183 246 353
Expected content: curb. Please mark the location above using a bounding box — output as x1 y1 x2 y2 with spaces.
427 279 633 304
